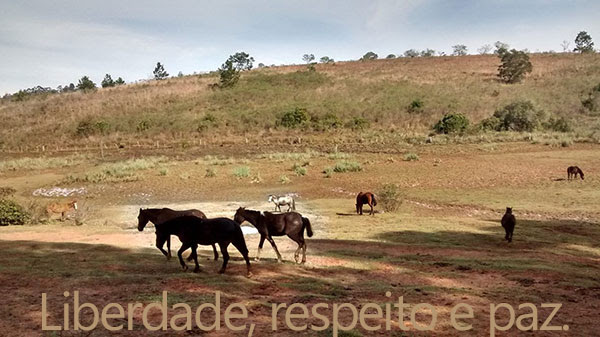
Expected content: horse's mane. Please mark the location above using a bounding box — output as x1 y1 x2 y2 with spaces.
242 209 261 216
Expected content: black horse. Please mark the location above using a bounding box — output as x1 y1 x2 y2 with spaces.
567 166 584 180
137 208 218 261
501 207 516 243
156 216 251 276
233 207 313 264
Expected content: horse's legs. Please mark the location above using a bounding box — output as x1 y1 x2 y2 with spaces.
218 242 230 274
289 234 305 264
156 234 170 259
266 236 283 263
212 244 219 260
256 235 266 261
359 204 363 215
61 212 65 221
301 242 307 264
231 237 252 277
191 245 202 273
369 202 374 216
167 236 171 259
177 243 192 271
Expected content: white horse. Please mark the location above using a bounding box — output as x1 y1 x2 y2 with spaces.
268 194 296 212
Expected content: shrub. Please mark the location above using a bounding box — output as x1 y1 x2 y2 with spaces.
403 153 419 161
205 167 216 178
77 76 96 91
153 62 169 80
158 168 168 176
280 107 308 128
136 120 151 132
293 165 307 176
433 113 470 134
581 83 600 112
0 187 16 198
377 184 403 212
197 113 219 132
0 199 30 226
279 175 291 184
361 51 378 61
76 120 94 137
407 99 424 113
497 49 533 83
311 113 342 131
322 167 334 178
101 74 115 88
346 116 370 130
233 166 250 178
574 31 594 53
479 116 502 131
491 101 544 132
333 161 362 173
544 116 572 132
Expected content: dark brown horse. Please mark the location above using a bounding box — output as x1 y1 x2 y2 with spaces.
156 216 251 276
356 192 377 215
137 208 218 260
567 166 584 180
501 207 516 243
233 207 313 264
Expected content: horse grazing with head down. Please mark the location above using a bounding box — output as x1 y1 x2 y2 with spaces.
356 192 377 215
234 207 313 264
567 166 584 180
137 208 218 261
156 216 251 277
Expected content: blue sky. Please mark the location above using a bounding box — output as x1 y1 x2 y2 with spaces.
1 0 599 94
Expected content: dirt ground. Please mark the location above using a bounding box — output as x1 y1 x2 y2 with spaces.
1 142 599 336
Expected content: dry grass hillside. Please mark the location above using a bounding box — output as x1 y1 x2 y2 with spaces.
2 53 600 152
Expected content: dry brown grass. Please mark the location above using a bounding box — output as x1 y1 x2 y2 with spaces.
2 53 600 151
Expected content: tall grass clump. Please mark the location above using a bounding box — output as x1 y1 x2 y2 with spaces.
0 155 85 171
205 167 217 178
233 166 250 178
292 164 307 176
403 153 419 161
377 184 403 212
333 161 362 173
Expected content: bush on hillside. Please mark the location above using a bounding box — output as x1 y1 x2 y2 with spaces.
311 113 342 131
280 107 308 128
377 184 403 212
482 101 544 132
433 113 470 134
0 199 29 226
345 116 370 130
407 99 424 113
544 116 572 132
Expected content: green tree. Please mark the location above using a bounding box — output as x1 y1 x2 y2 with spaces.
478 44 492 55
153 62 169 80
361 51 378 61
574 31 594 53
497 49 533 83
494 41 510 55
385 54 396 59
433 113 470 134
302 54 315 64
229 52 254 70
403 49 419 58
218 59 240 88
114 77 125 85
420 49 436 57
452 45 468 56
319 56 334 63
77 76 96 91
101 74 115 88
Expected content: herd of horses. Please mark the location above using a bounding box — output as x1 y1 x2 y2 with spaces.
43 166 585 276
136 196 314 277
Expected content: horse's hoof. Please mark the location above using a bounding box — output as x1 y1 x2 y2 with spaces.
182 265 188 271
254 258 260 262
246 272 253 278
193 268 201 273
218 269 225 274
277 259 283 264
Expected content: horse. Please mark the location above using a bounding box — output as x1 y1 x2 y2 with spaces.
268 194 296 212
233 207 313 264
356 192 377 215
567 166 584 180
137 208 218 261
46 200 78 221
155 216 251 277
501 207 516 243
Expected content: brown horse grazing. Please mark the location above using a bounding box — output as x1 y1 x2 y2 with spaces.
567 166 584 180
356 192 377 215
233 207 313 264
46 200 78 221
156 216 251 276
137 208 218 261
501 207 516 243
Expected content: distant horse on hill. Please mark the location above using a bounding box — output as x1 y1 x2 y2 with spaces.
501 207 516 243
356 192 377 215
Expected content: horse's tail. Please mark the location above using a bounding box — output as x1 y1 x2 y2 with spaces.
302 217 313 237
292 198 296 210
371 193 377 207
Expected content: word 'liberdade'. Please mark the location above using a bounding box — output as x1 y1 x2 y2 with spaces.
42 291 567 337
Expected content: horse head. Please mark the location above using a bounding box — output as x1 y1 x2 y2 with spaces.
267 195 275 203
234 207 246 224
505 207 512 214
70 200 78 210
137 208 149 231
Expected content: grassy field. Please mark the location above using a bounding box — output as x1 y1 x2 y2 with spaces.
2 53 600 151
1 142 599 336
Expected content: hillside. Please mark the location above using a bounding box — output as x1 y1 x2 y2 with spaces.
2 53 600 152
